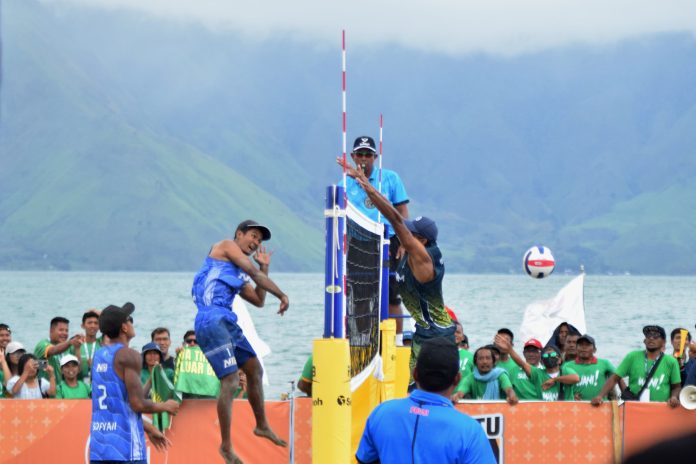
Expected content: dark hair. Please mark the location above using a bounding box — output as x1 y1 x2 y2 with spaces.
415 338 459 392
17 353 37 377
670 328 692 342
82 311 100 324
50 317 70 328
151 327 170 340
474 346 496 365
183 330 196 341
0 323 10 333
497 328 514 343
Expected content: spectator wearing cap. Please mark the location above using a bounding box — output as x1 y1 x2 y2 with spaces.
33 316 83 382
564 335 625 401
592 325 681 407
79 310 102 382
453 322 473 378
356 338 496 464
508 339 543 400
452 345 518 406
140 342 174 388
151 327 176 371
338 136 411 344
493 328 517 376
7 353 56 399
496 334 579 401
56 354 91 399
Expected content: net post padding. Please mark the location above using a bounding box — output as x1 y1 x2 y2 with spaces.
379 319 396 402
312 338 351 464
394 346 412 399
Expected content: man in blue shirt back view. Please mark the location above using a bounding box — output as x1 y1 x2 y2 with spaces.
356 338 496 464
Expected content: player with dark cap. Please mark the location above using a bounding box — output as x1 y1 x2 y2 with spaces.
191 219 289 463
90 303 179 463
340 158 454 384
356 338 495 463
591 325 681 407
338 136 411 343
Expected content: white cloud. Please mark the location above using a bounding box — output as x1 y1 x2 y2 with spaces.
47 0 696 55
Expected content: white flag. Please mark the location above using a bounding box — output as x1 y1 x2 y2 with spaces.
233 298 271 386
518 274 586 346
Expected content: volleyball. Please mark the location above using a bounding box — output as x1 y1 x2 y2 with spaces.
523 246 555 279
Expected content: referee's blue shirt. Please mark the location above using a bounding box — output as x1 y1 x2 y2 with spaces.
356 389 496 464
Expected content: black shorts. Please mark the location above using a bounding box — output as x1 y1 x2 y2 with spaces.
388 235 401 306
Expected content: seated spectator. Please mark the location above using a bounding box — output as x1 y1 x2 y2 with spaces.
151 327 175 370
508 339 543 400
297 354 313 397
175 330 198 355
34 317 83 382
79 310 102 382
141 342 174 388
493 328 517 375
56 354 91 399
453 346 518 405
496 334 579 401
233 370 248 399
563 334 579 362
0 323 11 350
545 322 581 354
591 325 681 407
7 353 56 399
564 334 625 400
670 327 692 367
173 331 219 399
522 339 542 367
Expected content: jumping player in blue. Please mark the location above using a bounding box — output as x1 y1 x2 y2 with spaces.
90 302 179 464
192 220 290 464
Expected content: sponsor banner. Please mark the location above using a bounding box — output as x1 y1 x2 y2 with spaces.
622 400 696 459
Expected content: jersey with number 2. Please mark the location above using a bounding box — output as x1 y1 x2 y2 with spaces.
90 343 146 462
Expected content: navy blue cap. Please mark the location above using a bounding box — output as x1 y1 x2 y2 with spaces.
577 334 596 346
643 325 666 339
141 342 162 355
404 216 438 243
352 136 377 153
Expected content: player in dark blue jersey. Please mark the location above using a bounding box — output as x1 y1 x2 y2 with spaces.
90 303 179 464
192 220 289 464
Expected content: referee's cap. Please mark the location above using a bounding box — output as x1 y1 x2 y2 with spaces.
352 136 377 153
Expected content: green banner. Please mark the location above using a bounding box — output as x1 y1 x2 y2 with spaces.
151 364 182 431
174 346 220 398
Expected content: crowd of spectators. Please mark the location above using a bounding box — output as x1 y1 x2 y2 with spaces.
0 312 223 400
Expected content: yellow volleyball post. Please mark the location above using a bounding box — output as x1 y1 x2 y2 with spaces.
312 338 351 464
394 346 412 398
379 318 397 401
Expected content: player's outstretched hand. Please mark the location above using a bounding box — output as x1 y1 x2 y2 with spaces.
146 427 172 452
254 246 273 268
163 399 180 415
278 295 290 316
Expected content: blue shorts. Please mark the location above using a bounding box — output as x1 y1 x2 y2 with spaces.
194 306 256 379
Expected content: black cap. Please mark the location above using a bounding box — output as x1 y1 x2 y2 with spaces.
577 334 596 346
99 302 135 338
236 219 271 241
352 136 377 153
643 325 666 339
415 338 459 391
404 216 438 243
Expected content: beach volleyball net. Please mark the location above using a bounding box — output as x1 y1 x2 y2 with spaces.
345 202 385 381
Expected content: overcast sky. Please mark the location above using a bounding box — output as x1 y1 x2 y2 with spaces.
50 0 696 55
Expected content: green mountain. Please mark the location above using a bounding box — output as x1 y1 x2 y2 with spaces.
1 0 695 274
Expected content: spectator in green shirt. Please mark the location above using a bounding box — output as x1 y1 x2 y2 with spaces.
493 328 517 376
33 316 83 382
564 334 625 400
297 354 313 397
563 334 579 362
0 323 11 351
55 354 91 399
140 342 174 392
591 325 681 407
79 310 102 381
452 346 518 405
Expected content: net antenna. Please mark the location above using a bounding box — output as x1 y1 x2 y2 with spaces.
377 114 383 223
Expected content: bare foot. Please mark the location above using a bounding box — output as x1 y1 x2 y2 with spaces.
219 446 244 464
253 427 288 447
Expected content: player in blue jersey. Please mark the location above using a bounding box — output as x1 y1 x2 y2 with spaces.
192 219 290 464
338 136 411 342
90 303 179 464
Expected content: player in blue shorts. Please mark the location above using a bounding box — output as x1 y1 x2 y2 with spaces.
192 219 290 464
90 303 179 464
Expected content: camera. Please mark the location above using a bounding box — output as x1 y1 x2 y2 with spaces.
37 360 48 370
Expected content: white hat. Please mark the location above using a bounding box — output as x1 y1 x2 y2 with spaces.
5 341 25 354
60 354 79 367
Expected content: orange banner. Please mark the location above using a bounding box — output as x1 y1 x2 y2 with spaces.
622 401 696 459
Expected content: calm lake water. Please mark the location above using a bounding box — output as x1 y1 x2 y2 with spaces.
1 271 694 399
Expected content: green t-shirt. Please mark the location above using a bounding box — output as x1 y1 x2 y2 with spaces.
34 339 76 381
458 349 474 378
455 371 512 399
79 339 102 380
0 370 5 398
300 355 313 383
496 357 517 376
615 350 681 402
56 380 91 399
564 359 616 400
510 365 541 400
531 365 577 401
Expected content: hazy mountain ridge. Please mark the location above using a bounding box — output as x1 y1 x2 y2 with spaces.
1 0 694 273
